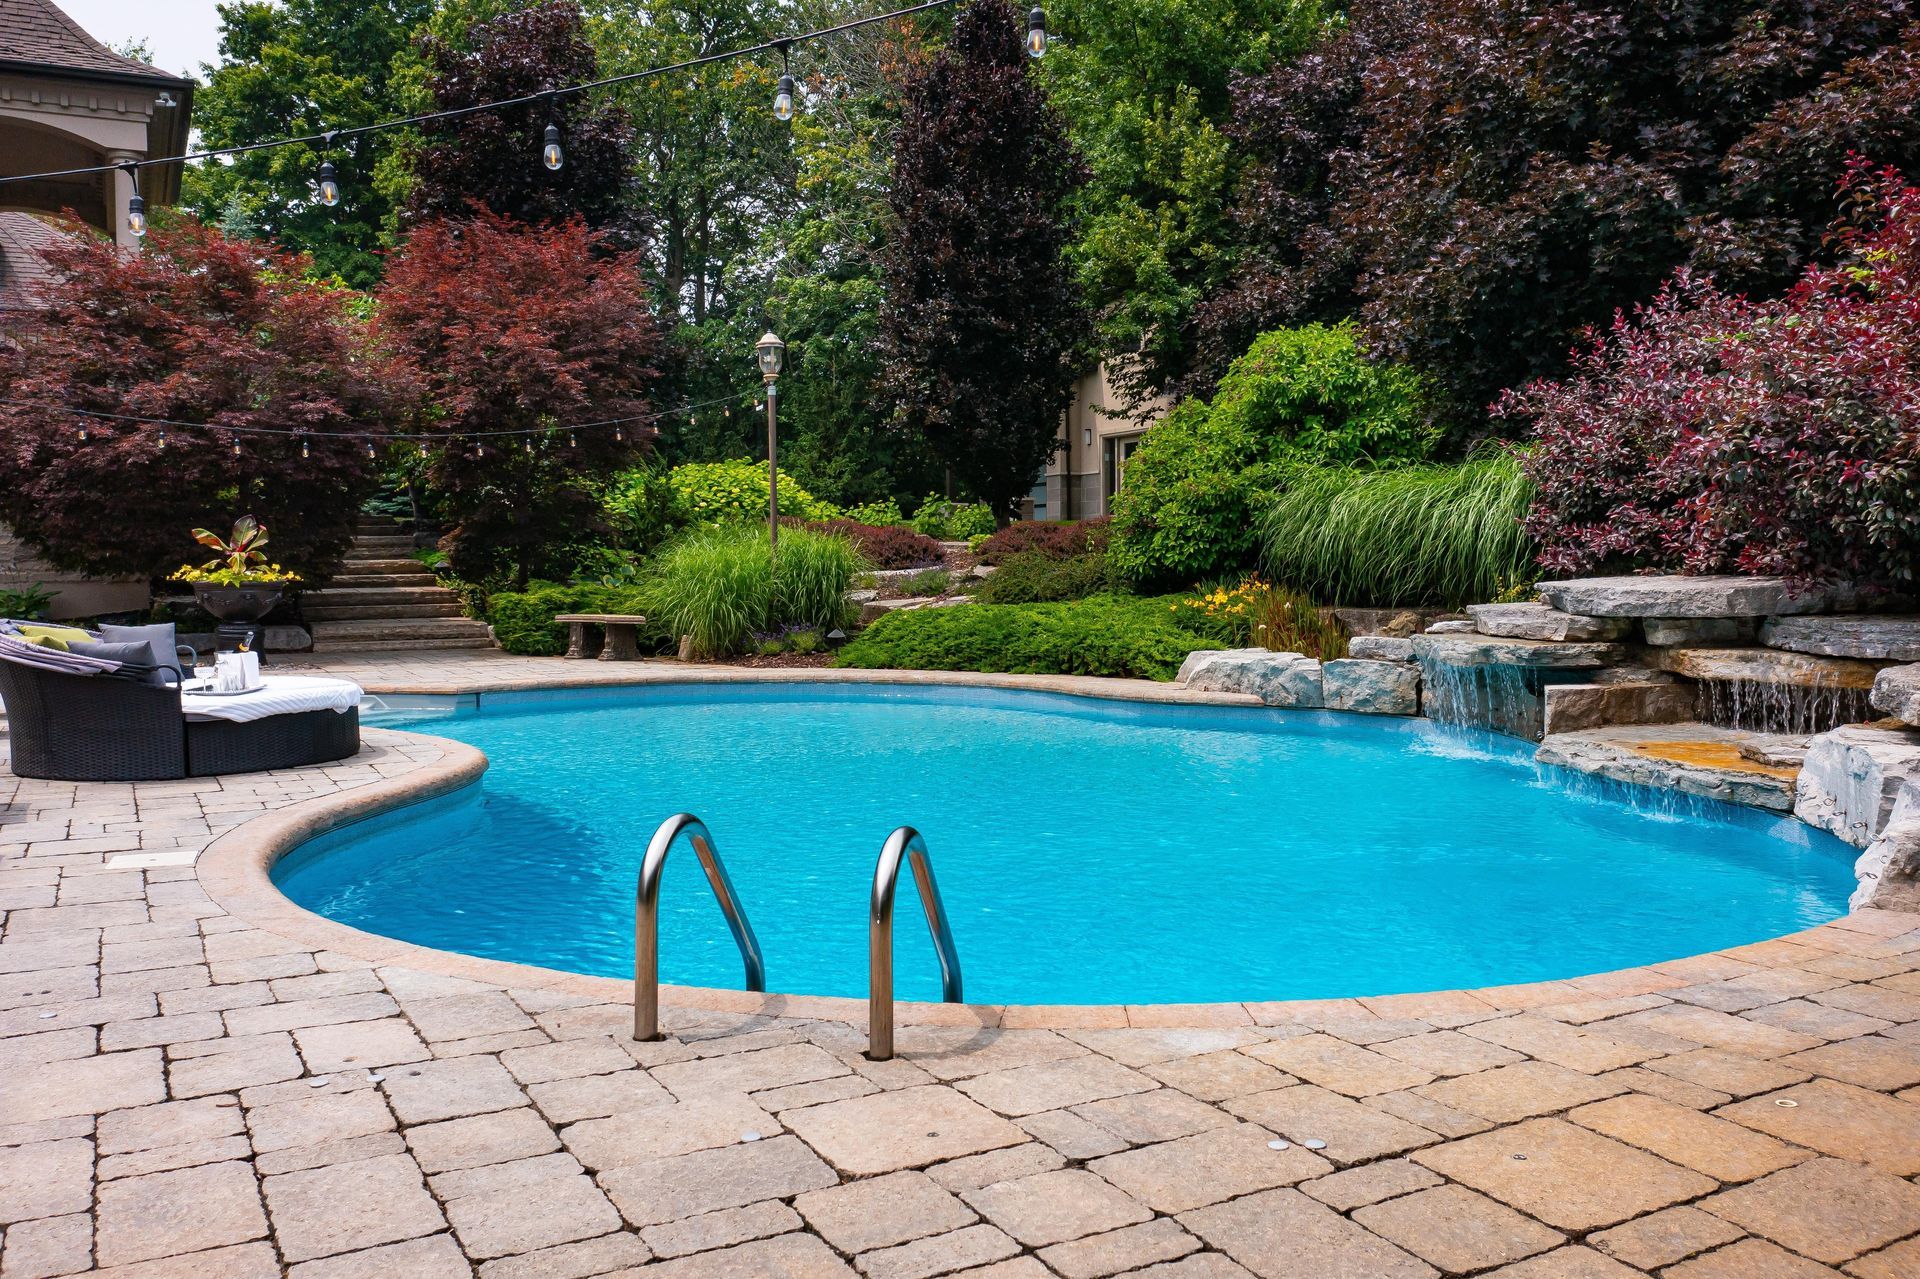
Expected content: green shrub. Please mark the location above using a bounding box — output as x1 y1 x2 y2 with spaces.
910 495 997 540
976 550 1115 603
602 467 677 552
669 460 842 527
834 595 1217 680
1111 325 1435 586
646 525 864 659
488 582 654 656
0 583 55 620
1260 454 1535 608
845 498 906 526
896 569 952 597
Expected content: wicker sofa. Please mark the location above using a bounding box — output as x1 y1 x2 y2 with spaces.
0 643 360 783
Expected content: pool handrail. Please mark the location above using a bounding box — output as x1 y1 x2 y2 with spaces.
634 813 766 1041
868 825 964 1061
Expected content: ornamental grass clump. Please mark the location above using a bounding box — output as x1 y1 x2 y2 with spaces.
646 525 864 659
1259 455 1535 608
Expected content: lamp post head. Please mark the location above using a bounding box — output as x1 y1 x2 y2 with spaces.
756 330 785 383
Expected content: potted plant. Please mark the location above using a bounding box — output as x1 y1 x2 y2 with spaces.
168 516 301 625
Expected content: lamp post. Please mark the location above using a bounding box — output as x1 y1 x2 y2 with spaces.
756 330 786 555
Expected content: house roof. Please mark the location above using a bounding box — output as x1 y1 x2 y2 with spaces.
0 211 71 311
0 0 190 86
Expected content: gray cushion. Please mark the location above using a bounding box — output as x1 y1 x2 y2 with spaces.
69 640 169 686
99 622 183 678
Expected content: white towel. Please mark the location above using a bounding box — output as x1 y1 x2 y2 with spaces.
181 675 363 723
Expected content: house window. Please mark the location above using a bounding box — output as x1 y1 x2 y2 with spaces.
1106 433 1144 501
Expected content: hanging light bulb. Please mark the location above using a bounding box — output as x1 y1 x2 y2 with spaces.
614 425 625 443
77 424 88 442
1027 6 1048 57
317 161 340 207
543 122 564 172
773 73 796 121
126 192 146 238
475 441 485 457
568 431 578 449
301 436 310 459
232 437 242 456
156 429 167 449
525 438 534 455
366 440 376 459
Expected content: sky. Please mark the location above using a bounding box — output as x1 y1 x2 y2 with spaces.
57 0 227 79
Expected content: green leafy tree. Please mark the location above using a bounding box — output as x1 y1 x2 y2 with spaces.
878 0 1092 523
1042 0 1327 405
186 0 437 287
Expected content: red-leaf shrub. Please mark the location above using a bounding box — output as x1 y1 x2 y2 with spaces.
977 518 1112 564
805 521 945 569
377 211 662 586
0 219 387 581
1501 163 1920 590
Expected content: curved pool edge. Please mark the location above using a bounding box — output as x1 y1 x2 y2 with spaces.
199 672 1913 1031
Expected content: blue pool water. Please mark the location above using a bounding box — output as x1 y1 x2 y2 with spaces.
274 684 1856 1005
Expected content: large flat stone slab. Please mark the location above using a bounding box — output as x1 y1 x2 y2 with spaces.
1645 647 1882 689
1870 663 1920 726
1465 603 1631 642
1762 615 1920 661
1643 617 1758 647
1794 724 1920 847
1535 724 1800 812
1411 634 1627 669
1538 575 1835 618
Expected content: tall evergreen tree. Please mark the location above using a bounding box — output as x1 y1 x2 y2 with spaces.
877 0 1091 523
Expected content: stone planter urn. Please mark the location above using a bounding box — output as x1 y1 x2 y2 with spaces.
191 583 284 625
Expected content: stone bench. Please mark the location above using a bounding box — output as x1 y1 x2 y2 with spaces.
554 614 649 661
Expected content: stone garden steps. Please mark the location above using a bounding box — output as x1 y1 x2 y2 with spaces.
304 519 495 653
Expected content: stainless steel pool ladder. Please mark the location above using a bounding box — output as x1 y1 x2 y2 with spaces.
634 814 765 1041
868 826 964 1061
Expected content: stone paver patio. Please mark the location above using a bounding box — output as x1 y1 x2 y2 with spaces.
3 649 1919 1277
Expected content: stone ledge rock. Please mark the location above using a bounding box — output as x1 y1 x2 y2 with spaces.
1765 615 1920 662
1321 659 1419 716
1465 602 1631 642
1535 726 1796 812
1793 724 1920 848
1541 683 1696 736
1643 617 1758 647
1348 636 1415 663
1870 664 1920 726
1177 648 1324 707
1411 633 1628 669
1645 646 1882 689
1538 575 1835 618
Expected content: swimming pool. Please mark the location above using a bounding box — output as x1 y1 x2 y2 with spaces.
273 683 1856 1006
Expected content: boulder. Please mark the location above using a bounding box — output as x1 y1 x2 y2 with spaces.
1793 724 1920 848
1537 575 1836 618
1322 659 1420 715
1334 608 1427 638
1425 619 1478 634
1853 783 1920 912
1540 683 1696 736
1411 633 1628 669
1643 617 1759 647
1870 664 1920 726
1645 646 1881 689
1466 602 1631 642
1348 635 1415 662
1763 615 1920 661
1177 649 1325 707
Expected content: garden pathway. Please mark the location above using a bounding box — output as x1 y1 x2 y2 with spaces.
2 652 1919 1277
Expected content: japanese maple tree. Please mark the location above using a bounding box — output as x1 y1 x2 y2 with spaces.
0 218 387 581
376 210 663 585
876 0 1092 524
